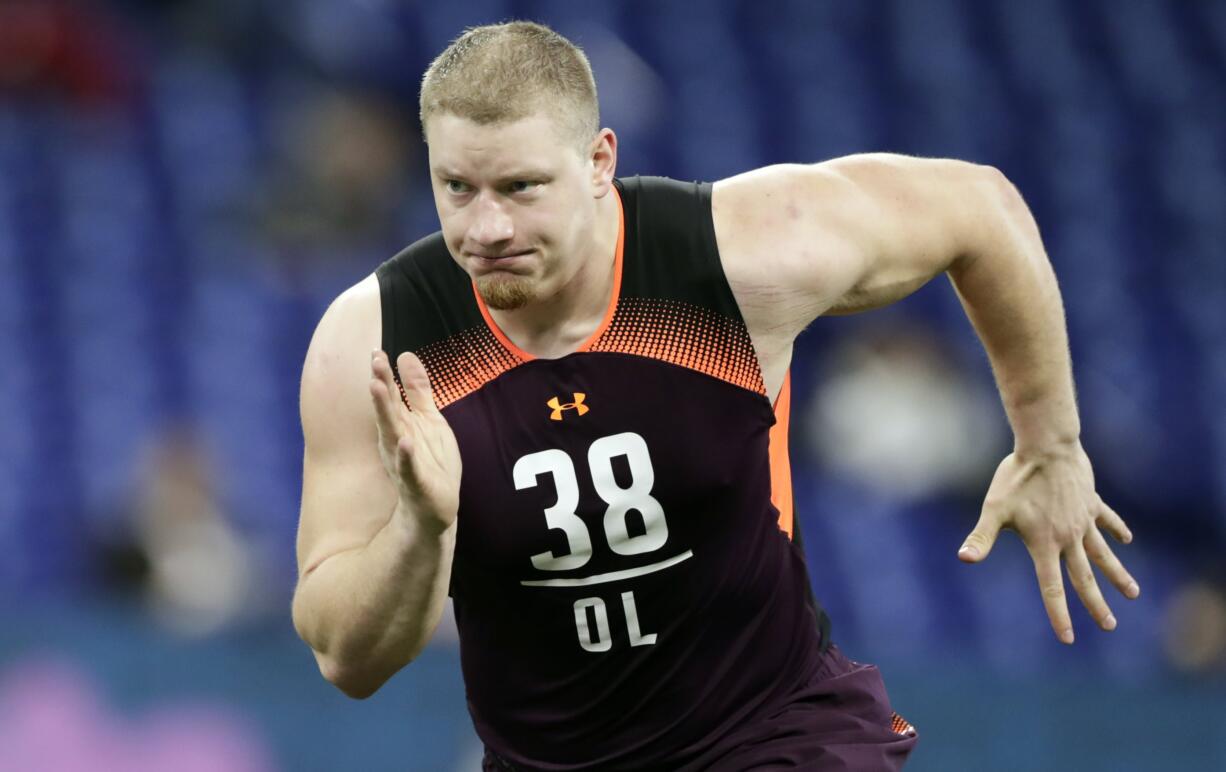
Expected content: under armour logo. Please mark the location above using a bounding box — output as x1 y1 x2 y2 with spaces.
547 393 589 421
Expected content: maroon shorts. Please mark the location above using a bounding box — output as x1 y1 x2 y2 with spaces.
483 645 917 771
689 645 918 771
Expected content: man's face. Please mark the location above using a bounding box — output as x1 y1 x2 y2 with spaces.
425 111 602 311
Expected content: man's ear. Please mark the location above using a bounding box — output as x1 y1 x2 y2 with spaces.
590 128 617 196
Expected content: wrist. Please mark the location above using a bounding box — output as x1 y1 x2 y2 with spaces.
1013 434 1081 464
1006 395 1080 461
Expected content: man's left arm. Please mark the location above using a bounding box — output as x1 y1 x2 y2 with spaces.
713 154 1140 643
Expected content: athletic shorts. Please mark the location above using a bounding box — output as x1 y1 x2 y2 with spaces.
482 645 918 771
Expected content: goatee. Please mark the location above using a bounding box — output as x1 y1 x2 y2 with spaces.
476 274 535 310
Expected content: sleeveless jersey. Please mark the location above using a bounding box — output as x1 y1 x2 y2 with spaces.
377 176 832 770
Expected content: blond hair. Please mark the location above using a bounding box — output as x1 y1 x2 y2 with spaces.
419 21 600 149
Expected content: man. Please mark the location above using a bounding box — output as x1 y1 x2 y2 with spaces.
291 21 1140 771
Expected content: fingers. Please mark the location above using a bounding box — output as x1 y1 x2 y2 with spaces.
1085 528 1140 599
371 350 404 402
1032 527 1136 645
370 352 406 438
958 509 1003 562
1033 550 1074 644
1096 501 1133 545
369 376 395 434
1065 541 1116 632
396 351 440 415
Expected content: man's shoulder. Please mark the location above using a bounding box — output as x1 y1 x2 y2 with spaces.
311 274 381 353
617 174 711 203
375 231 487 355
309 228 451 367
375 231 452 283
616 175 715 249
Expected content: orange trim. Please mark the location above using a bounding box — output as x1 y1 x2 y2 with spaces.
472 186 625 361
768 371 795 539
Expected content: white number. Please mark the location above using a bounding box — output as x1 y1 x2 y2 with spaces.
515 435 667 653
514 449 591 571
516 433 668 570
589 433 669 555
573 598 612 652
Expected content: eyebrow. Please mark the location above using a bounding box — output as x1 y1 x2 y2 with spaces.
431 167 553 182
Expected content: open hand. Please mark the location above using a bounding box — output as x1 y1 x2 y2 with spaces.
370 350 462 531
958 442 1139 643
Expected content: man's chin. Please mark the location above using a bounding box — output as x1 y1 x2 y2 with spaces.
476 275 535 311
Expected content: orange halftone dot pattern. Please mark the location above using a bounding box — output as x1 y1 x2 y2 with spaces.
406 298 765 408
588 298 766 396
890 712 917 737
413 326 522 408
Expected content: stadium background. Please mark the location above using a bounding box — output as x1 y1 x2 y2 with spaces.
1 0 1223 769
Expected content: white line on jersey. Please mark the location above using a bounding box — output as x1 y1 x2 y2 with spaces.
520 550 695 587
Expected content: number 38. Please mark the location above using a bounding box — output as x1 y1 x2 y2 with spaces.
513 432 668 570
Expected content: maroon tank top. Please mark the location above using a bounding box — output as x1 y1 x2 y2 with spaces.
377 176 830 770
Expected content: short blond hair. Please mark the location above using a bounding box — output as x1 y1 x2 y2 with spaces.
419 21 600 149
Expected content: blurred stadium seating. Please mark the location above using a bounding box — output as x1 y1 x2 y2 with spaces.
1 0 1223 769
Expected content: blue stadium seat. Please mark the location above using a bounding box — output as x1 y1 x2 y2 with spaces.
150 54 256 220
416 0 513 57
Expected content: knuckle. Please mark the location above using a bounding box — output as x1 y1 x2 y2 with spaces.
1041 583 1065 601
1050 523 1079 545
1020 526 1054 549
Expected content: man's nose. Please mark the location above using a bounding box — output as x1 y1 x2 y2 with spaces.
469 194 514 245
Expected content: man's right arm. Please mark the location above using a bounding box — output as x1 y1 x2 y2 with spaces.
291 275 461 699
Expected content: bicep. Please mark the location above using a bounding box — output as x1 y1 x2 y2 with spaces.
716 154 998 322
295 277 397 579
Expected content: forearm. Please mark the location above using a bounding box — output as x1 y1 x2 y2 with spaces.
947 170 1080 457
292 502 456 697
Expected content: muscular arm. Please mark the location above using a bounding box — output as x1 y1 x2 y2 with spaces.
714 154 1138 641
291 275 458 698
713 156 995 397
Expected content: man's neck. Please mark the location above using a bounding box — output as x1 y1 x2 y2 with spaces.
487 193 620 359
